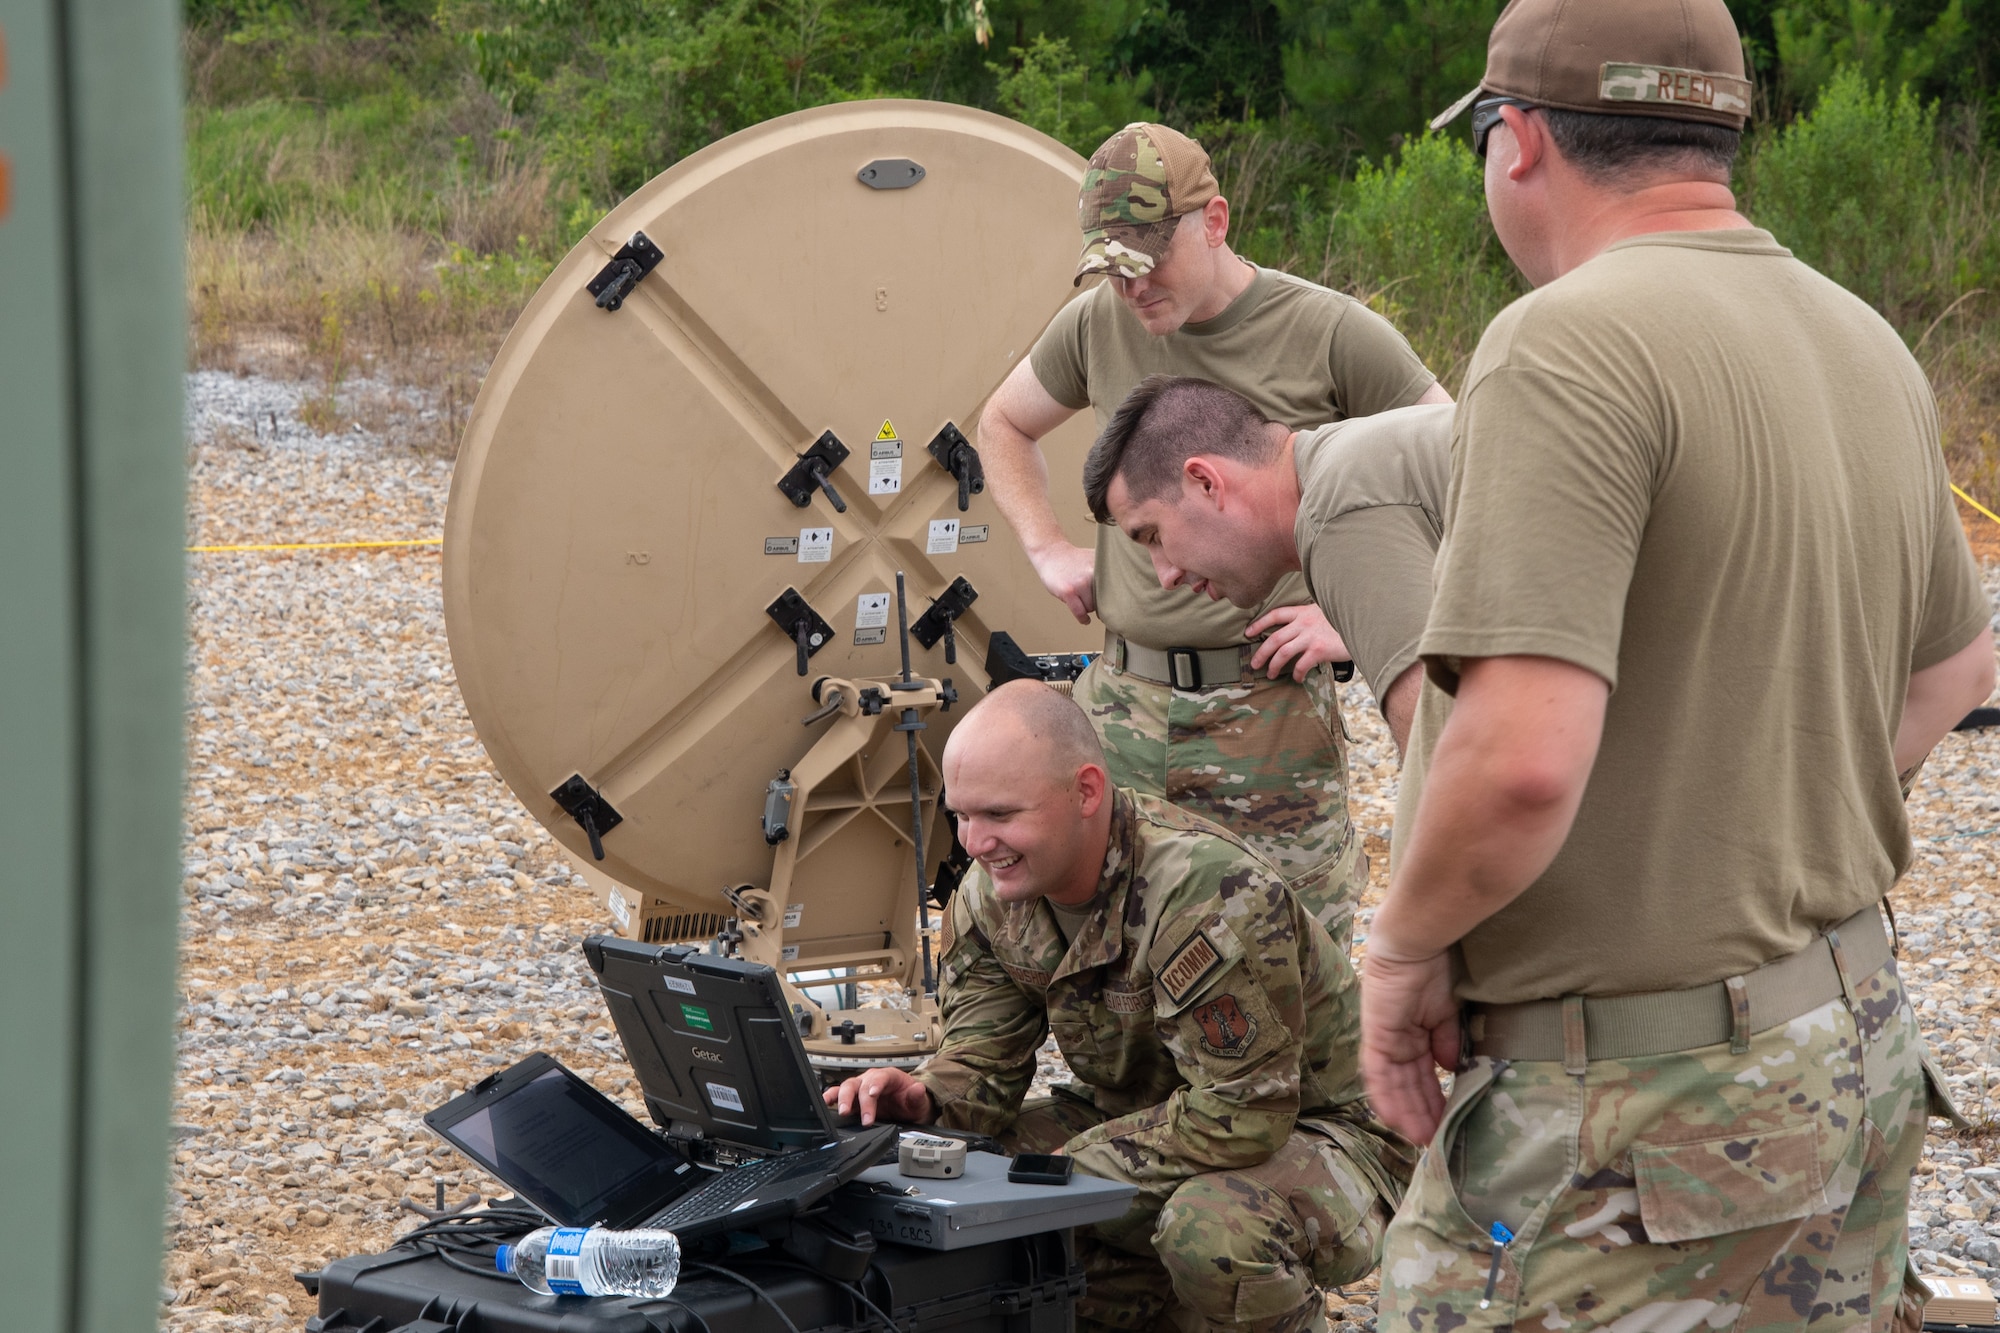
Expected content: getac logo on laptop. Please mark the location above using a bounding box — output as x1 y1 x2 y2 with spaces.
693 1047 722 1063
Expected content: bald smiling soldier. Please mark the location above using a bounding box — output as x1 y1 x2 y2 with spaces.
825 681 1412 1333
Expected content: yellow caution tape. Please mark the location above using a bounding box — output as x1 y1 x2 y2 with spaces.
1953 482 2000 530
186 537 443 554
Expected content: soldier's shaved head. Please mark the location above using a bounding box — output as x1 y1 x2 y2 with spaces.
945 681 1105 789
943 682 1114 906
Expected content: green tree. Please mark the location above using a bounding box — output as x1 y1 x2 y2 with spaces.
1276 0 1499 158
1742 66 1945 325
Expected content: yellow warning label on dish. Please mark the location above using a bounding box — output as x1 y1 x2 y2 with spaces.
875 419 899 442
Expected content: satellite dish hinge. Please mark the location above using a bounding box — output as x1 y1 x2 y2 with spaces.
857 158 926 190
777 430 852 513
926 422 984 512
550 774 624 860
585 231 665 312
766 588 834 676
910 576 978 665
984 631 1093 688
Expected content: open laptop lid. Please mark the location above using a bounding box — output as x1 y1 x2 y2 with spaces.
584 936 837 1155
423 1052 702 1228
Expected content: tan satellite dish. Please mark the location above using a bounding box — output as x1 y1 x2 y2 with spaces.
444 101 1102 1070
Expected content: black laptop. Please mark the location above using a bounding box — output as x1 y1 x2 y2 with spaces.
426 1053 893 1239
581 936 875 1157
425 936 899 1240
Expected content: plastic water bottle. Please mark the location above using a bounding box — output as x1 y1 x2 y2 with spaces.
496 1225 681 1298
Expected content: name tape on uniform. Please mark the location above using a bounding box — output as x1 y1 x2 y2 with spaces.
1158 932 1224 1006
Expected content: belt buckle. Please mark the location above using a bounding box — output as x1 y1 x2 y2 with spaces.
1167 647 1202 691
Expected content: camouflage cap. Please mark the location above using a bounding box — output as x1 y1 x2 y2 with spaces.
1074 123 1220 285
1430 0 1750 133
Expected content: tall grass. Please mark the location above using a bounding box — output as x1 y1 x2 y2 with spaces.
184 30 2000 510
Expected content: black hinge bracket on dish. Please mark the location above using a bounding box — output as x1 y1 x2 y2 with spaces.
777 430 851 513
767 587 834 676
551 774 623 861
985 631 1092 688
926 422 985 513
857 159 926 190
910 576 978 665
586 231 665 312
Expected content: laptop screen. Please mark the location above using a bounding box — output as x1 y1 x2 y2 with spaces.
588 940 837 1154
433 1063 693 1226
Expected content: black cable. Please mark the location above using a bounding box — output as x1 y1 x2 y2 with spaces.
762 1257 897 1330
685 1261 804 1333
391 1204 543 1282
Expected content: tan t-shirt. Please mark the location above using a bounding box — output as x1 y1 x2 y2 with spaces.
1292 404 1452 708
1031 265 1437 649
1394 229 1992 1004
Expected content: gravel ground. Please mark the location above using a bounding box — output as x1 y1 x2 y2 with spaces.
165 368 2000 1330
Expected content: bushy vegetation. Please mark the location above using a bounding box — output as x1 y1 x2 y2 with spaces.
183 0 2000 506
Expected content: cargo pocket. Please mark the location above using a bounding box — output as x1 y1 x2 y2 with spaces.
1922 1046 1972 1130
1399 1058 1502 1241
1629 1120 1826 1244
1235 1267 1310 1323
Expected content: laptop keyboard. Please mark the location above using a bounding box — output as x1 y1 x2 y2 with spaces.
643 1150 800 1230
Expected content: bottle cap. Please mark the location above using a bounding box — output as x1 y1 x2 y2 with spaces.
495 1244 513 1274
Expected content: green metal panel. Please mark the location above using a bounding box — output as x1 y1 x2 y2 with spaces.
0 0 186 1330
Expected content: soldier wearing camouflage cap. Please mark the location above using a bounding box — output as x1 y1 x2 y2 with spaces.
1361 1 1997 1331
977 121 1452 954
826 682 1414 1332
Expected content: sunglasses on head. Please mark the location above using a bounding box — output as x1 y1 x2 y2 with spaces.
1471 96 1537 157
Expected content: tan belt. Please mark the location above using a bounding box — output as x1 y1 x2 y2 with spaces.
1467 901 1891 1069
1103 631 1247 690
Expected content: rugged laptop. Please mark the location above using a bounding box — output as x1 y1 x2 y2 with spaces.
425 1052 894 1240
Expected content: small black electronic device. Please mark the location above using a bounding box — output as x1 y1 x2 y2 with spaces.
1006 1153 1074 1186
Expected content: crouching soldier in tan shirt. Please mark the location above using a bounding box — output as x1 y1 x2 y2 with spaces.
825 681 1413 1333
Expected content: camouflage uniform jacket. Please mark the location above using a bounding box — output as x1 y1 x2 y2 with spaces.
918 788 1394 1195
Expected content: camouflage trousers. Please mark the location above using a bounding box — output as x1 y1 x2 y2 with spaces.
1071 654 1363 949
1006 1087 1407 1333
1381 957 1932 1333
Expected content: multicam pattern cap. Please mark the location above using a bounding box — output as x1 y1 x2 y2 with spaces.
1430 0 1750 133
1074 122 1220 284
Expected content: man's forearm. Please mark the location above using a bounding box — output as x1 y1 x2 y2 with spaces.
1895 628 1996 774
976 402 1073 557
1372 657 1607 960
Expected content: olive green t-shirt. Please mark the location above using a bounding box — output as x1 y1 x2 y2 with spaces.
1394 229 1992 1004
1031 265 1437 649
1291 403 1452 710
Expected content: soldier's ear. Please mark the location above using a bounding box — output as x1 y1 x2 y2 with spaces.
1182 457 1226 508
1073 762 1109 817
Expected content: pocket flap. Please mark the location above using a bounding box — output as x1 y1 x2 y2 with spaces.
1922 1047 1972 1131
1631 1120 1826 1244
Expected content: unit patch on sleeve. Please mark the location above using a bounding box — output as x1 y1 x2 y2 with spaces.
1156 931 1224 1006
1193 993 1259 1058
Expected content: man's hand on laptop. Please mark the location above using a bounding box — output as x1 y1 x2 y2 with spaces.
825 1067 936 1127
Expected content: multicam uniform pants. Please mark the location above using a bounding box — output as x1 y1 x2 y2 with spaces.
1071 654 1364 950
1380 956 1935 1333
1006 1088 1406 1333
